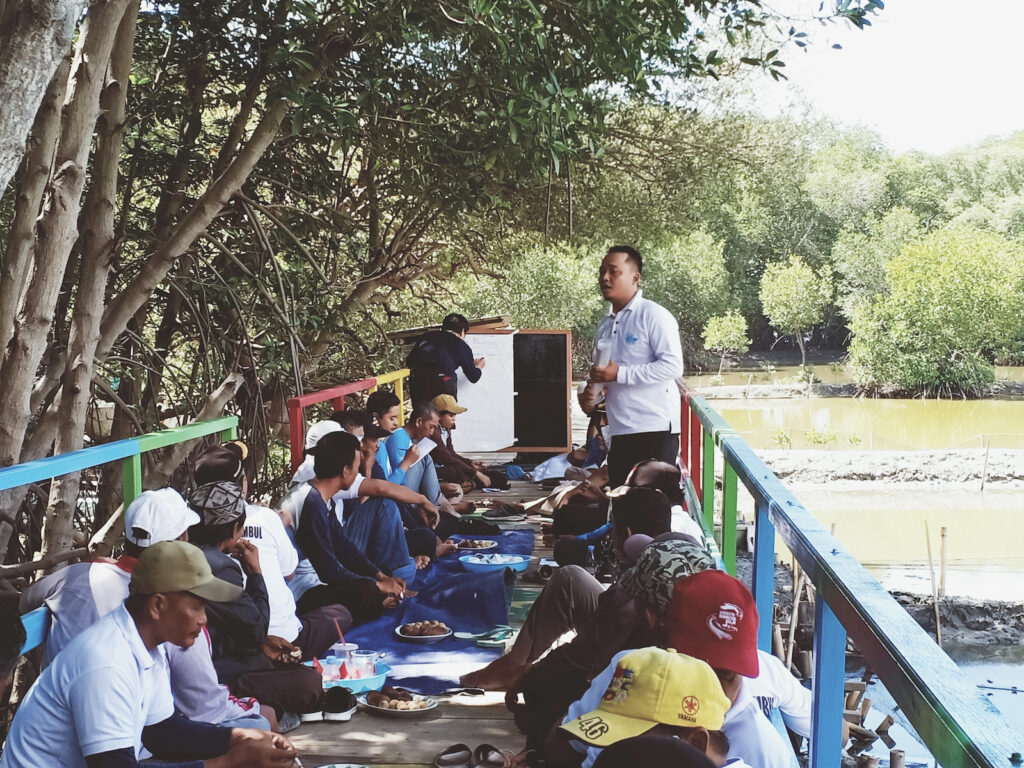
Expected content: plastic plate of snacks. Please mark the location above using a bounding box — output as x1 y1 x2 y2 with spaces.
456 539 497 550
459 553 530 573
394 620 453 643
358 691 438 717
304 660 391 693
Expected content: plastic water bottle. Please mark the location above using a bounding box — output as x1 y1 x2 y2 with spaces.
584 545 596 575
580 337 613 405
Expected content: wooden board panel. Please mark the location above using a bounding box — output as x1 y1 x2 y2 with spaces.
512 330 572 453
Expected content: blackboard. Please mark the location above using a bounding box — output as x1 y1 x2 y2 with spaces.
512 330 572 451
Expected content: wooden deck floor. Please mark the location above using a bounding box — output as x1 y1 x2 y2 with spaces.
289 473 556 768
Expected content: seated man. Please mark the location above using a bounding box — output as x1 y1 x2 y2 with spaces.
0 540 296 768
546 647 731 768
330 408 366 437
429 394 508 490
20 488 199 665
187 481 323 722
667 571 815 768
194 441 351 660
592 735 716 768
461 487 678 691
291 431 407 622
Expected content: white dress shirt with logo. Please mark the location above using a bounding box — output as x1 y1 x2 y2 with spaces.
594 290 684 438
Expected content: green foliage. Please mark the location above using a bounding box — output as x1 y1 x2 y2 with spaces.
804 427 837 446
703 310 750 374
758 255 832 364
772 428 792 449
848 227 1024 395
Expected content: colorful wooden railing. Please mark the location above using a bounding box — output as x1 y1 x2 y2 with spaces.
286 368 409 472
680 390 1023 768
2 414 239 653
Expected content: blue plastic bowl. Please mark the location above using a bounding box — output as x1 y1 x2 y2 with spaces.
459 554 530 573
306 661 391 693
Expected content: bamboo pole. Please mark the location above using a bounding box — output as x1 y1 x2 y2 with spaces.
925 521 942 647
785 571 806 672
939 526 948 598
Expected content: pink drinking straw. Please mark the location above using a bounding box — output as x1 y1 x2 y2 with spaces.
333 618 346 645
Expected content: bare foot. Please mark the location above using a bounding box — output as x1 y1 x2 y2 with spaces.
505 749 528 768
460 655 530 691
436 540 458 558
414 555 431 569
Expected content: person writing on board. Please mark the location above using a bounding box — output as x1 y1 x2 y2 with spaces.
406 313 486 404
579 246 684 487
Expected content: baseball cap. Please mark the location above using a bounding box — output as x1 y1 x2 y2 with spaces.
124 488 200 548
187 481 246 526
560 648 729 747
130 540 242 601
617 538 715 613
304 419 342 450
622 533 653 564
193 441 248 485
667 570 759 678
593 735 715 768
431 394 467 414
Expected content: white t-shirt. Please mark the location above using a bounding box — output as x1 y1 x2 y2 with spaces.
671 504 707 544
19 559 132 665
0 604 174 768
244 503 302 641
564 648 795 768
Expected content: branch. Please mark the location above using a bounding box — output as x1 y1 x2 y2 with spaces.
0 547 89 580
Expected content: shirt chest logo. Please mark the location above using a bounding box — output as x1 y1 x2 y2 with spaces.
625 333 640 344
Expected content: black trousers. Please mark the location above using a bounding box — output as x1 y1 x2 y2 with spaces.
408 368 456 406
607 431 679 487
295 580 387 626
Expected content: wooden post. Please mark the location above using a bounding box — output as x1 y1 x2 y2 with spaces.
753 499 777 653
939 526 948 598
890 750 905 768
925 521 942 647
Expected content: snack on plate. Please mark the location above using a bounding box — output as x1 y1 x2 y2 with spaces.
400 620 449 636
458 539 495 549
365 691 429 710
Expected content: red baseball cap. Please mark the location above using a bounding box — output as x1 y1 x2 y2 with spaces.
666 570 759 678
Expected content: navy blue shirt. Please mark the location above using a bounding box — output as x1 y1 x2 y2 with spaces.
406 330 482 382
295 485 379 584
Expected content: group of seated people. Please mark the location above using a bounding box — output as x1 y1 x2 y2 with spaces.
1 388 830 768
455 458 822 768
1 391 495 767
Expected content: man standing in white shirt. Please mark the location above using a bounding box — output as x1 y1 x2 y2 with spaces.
581 246 684 487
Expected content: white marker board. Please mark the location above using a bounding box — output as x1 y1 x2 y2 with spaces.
454 333 516 451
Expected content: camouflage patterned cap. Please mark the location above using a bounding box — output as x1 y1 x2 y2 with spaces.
617 538 715 614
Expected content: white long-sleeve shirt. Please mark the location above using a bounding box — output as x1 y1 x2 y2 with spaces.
594 290 684 437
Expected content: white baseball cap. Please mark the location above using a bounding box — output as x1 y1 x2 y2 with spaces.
304 419 342 450
124 488 200 547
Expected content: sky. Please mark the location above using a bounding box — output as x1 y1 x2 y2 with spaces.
756 1 1024 154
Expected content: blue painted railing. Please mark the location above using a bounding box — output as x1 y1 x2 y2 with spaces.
681 390 1023 768
3 415 239 653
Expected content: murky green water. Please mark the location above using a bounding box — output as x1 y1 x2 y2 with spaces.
685 364 1024 388
711 397 1024 450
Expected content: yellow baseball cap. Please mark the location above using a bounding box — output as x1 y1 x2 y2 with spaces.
560 648 730 747
431 394 467 414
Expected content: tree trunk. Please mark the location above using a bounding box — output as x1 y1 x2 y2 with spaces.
0 53 71 348
796 329 806 367
718 352 726 377
0 0 86 200
0 0 130 561
41 0 139 561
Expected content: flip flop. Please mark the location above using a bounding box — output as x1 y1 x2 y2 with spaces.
435 743 473 768
453 625 511 641
439 687 485 696
473 744 506 768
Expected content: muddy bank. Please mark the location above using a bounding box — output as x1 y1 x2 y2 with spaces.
756 448 1024 485
735 553 1024 647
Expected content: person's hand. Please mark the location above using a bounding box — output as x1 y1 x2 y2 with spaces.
588 360 619 383
419 499 439 528
476 472 491 487
440 482 462 499
376 575 405 597
471 460 486 471
414 555 431 569
262 635 302 664
232 540 261 576
399 443 421 470
577 384 599 414
212 728 296 767
475 357 486 369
